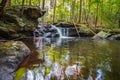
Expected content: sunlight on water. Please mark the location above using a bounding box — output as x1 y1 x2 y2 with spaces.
16 38 120 80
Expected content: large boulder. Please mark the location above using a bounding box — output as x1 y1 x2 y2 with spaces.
0 6 46 39
0 41 31 80
23 6 46 20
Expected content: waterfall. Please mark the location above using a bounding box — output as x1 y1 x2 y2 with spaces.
26 69 44 80
51 25 69 38
51 25 63 38
61 28 69 37
27 70 34 80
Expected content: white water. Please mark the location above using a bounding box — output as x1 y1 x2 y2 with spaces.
50 25 63 38
60 28 69 37
51 25 71 38
27 69 44 80
27 70 34 80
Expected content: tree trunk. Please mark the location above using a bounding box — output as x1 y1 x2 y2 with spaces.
100 0 103 26
29 0 31 5
61 0 65 21
0 0 8 19
6 0 11 7
118 19 120 28
71 0 75 21
78 0 82 23
83 0 88 24
95 2 99 27
38 0 40 6
86 0 91 26
42 0 45 25
53 0 56 23
21 0 25 16
50 0 53 9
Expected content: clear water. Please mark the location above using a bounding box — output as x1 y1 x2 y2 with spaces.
15 38 120 80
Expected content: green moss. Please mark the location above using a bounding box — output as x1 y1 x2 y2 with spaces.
0 42 13 51
15 68 27 80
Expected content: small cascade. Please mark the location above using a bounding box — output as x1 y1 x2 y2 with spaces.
51 25 80 38
50 25 63 38
26 69 44 80
60 28 69 37
51 25 70 38
27 70 34 80
35 24 78 38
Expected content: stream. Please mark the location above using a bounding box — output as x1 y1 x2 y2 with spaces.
15 37 120 80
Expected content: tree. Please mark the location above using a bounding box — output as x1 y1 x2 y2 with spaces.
71 0 75 21
0 0 8 18
42 0 45 25
78 0 82 23
21 0 25 16
95 0 99 27
29 0 31 5
53 0 56 23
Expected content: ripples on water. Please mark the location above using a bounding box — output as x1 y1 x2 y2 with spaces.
15 38 120 80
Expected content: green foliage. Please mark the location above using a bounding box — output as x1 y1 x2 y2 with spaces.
0 0 2 3
15 68 27 80
4 0 120 28
0 42 13 51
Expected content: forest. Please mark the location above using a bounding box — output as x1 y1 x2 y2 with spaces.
0 0 120 80
0 0 120 39
0 0 120 27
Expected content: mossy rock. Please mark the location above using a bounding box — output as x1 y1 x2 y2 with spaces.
0 41 30 57
0 41 31 80
93 31 111 39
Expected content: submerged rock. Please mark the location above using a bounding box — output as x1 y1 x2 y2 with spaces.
0 41 31 80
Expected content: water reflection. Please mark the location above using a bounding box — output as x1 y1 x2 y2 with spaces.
15 38 120 80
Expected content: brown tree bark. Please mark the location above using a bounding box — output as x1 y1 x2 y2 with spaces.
78 0 82 23
21 0 25 16
0 0 9 19
53 0 56 23
6 0 11 7
71 0 75 21
42 0 45 25
95 2 99 27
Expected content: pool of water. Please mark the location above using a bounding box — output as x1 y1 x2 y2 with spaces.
15 38 120 80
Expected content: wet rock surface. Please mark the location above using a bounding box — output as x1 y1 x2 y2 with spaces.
109 34 120 40
33 24 60 37
0 41 31 80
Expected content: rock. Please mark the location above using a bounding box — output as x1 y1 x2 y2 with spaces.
0 41 31 80
34 24 60 37
0 6 46 39
0 26 10 37
109 34 120 40
93 31 111 39
4 13 25 27
23 7 46 20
